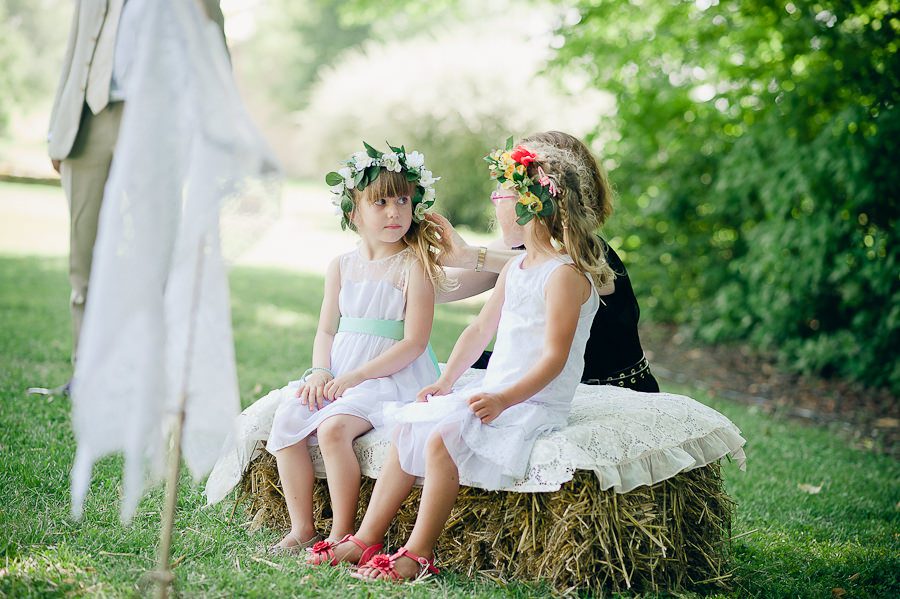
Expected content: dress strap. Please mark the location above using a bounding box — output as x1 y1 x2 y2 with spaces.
337 317 440 376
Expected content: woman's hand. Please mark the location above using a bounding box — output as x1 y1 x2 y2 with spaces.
324 369 366 401
416 378 453 402
296 371 333 411
425 212 476 269
467 392 508 424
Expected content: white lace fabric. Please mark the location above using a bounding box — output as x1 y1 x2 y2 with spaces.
70 0 277 522
204 367 747 504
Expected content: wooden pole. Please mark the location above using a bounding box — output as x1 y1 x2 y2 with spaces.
154 238 207 599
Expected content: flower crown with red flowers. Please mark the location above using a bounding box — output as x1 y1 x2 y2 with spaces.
484 136 559 225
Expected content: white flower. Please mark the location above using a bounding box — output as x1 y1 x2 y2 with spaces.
419 169 440 187
381 152 402 172
414 202 427 220
338 166 355 189
329 182 345 195
423 187 435 203
352 151 373 170
405 150 425 169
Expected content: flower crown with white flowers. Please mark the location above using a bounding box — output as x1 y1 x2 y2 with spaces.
484 136 559 225
326 142 439 231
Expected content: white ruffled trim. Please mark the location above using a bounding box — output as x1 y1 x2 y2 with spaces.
591 427 746 494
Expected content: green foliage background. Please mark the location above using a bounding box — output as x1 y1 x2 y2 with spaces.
552 0 899 392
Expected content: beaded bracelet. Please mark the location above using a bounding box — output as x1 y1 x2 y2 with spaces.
301 367 334 382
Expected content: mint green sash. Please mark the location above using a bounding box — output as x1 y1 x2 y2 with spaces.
338 317 440 376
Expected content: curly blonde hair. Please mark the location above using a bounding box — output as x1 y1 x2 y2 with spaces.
515 131 615 288
350 170 454 294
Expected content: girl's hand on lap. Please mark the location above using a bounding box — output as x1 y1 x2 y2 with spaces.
297 372 332 411
324 369 365 401
467 392 507 424
416 379 453 402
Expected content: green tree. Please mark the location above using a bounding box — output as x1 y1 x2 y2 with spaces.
553 0 899 391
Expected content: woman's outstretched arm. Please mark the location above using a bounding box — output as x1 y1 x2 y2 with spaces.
426 212 521 303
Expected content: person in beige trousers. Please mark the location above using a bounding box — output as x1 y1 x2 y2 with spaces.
47 0 225 390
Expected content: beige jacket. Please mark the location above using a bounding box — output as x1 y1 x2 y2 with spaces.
48 0 225 160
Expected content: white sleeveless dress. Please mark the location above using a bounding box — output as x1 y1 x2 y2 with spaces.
392 253 599 490
266 247 439 452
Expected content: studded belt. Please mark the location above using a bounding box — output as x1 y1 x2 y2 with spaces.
584 355 652 387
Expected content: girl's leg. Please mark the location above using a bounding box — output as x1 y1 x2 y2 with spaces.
315 414 375 540
340 443 417 565
359 432 460 580
273 439 317 547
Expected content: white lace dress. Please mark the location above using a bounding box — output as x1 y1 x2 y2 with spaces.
392 253 599 490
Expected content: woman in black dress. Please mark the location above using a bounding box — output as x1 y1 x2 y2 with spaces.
428 131 659 393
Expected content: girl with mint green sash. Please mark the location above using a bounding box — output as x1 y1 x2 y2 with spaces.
261 144 452 561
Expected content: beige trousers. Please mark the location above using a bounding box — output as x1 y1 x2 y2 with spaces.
60 101 123 362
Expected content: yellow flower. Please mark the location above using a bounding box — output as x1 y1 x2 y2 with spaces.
515 164 526 176
528 200 543 213
500 179 517 190
504 163 517 179
519 191 538 205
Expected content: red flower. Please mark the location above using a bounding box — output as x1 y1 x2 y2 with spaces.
510 146 538 167
370 554 393 570
311 540 333 553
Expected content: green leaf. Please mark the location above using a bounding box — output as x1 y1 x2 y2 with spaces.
353 169 366 187
363 141 382 159
387 141 403 154
505 136 514 151
340 197 353 213
405 170 419 182
325 171 343 186
540 198 555 217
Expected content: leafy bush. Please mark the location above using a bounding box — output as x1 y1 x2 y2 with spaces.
554 0 899 392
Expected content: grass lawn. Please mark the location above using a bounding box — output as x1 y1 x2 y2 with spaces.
1 255 897 597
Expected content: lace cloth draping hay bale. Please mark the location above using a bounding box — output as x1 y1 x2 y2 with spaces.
239 452 733 594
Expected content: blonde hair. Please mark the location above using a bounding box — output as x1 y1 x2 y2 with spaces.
518 131 616 288
349 170 454 294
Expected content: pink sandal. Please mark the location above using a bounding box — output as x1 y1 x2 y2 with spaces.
305 534 383 567
352 546 440 582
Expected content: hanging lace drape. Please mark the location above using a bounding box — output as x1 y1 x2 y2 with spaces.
71 0 279 522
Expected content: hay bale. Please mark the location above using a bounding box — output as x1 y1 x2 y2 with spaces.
239 452 733 594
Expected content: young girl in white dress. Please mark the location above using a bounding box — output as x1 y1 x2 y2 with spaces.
260 144 451 563
308 132 618 579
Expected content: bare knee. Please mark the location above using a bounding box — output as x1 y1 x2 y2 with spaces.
425 433 451 462
317 417 354 449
